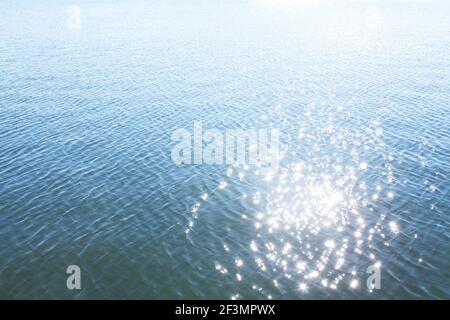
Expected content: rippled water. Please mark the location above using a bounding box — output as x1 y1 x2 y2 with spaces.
0 0 449 299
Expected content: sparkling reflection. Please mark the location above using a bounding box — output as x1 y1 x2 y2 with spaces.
186 95 408 298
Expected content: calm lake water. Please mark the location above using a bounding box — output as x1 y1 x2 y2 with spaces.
0 0 449 299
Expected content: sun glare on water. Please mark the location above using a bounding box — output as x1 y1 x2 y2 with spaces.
186 101 398 299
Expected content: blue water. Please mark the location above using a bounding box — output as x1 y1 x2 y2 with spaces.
0 0 449 299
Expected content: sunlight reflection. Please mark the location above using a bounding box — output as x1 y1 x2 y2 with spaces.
186 75 402 299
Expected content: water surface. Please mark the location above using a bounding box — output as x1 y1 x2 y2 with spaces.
0 0 449 299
